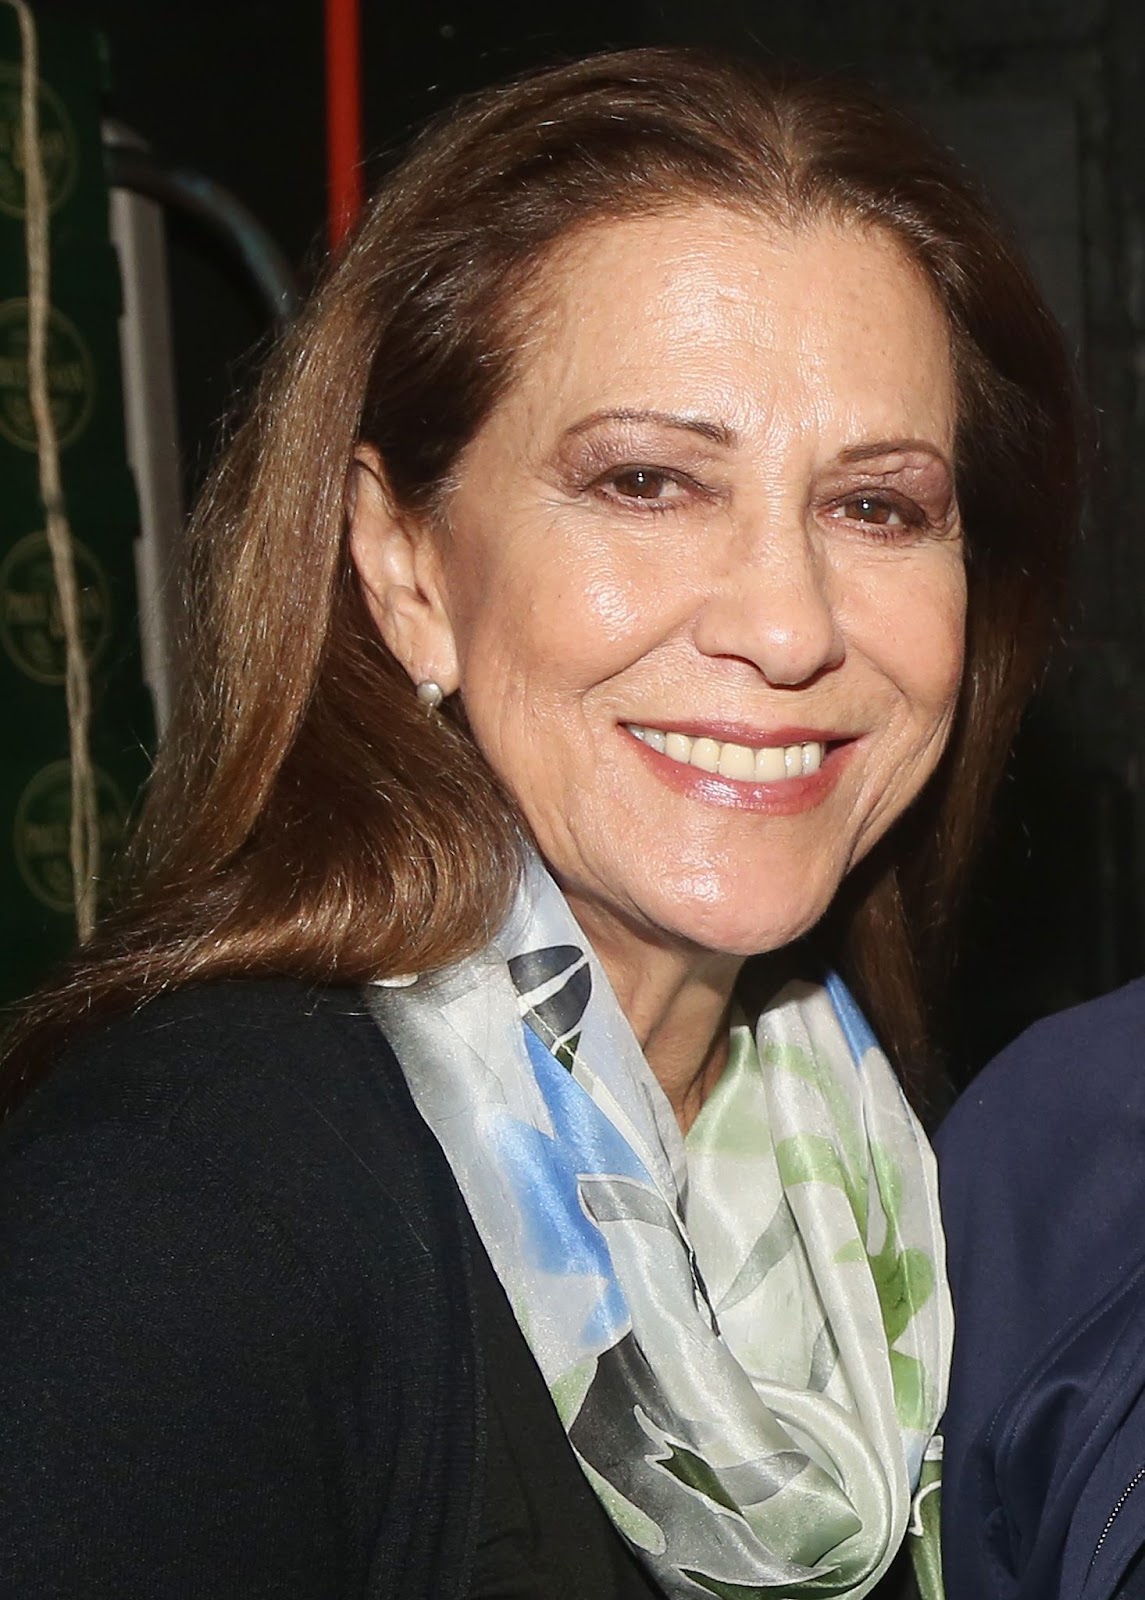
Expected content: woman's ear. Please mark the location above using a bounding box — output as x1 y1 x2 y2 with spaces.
347 447 460 694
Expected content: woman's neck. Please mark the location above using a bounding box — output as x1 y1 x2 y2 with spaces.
564 892 744 1134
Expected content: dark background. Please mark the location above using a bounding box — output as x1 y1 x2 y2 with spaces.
38 0 1145 1084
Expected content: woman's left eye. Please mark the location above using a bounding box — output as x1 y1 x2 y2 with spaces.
835 493 924 533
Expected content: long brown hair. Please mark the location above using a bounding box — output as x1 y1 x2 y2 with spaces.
2 48 1078 1115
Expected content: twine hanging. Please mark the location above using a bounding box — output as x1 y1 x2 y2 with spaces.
5 0 99 940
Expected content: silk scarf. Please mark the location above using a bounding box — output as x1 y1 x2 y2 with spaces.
368 853 951 1598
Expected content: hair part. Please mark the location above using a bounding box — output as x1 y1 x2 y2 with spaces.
2 48 1079 1117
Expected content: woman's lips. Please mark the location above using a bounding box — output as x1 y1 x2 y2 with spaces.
621 720 854 812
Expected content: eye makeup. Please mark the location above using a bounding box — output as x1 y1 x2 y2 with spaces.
548 414 959 534
551 417 732 512
818 447 959 542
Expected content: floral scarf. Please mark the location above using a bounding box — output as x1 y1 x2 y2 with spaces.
368 853 950 1598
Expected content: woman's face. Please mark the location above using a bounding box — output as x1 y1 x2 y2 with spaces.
357 206 966 962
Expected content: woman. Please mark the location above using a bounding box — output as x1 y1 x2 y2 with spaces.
937 986 1145 1600
0 47 1076 1600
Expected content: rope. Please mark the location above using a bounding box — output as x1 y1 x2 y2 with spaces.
5 0 98 940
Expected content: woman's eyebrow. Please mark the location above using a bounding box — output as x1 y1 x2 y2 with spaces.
837 438 952 471
562 408 737 447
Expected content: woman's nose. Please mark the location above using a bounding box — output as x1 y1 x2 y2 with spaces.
692 522 845 687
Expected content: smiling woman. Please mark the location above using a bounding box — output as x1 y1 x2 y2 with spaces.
360 213 964 975
349 210 969 1106
0 47 1077 1600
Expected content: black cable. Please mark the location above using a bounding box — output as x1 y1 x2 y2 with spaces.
104 143 301 331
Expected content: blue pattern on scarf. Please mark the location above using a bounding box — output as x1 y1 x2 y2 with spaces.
486 1022 655 1352
825 970 877 1070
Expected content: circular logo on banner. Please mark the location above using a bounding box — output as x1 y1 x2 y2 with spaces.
0 530 112 683
0 299 95 451
12 760 128 914
0 62 78 219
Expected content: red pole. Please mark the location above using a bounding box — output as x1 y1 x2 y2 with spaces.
325 0 363 249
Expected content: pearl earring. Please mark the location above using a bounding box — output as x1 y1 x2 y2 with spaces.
415 679 444 711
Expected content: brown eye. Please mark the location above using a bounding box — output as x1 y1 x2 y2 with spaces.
843 494 900 526
612 468 670 500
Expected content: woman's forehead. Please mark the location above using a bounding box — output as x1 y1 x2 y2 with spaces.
482 205 957 463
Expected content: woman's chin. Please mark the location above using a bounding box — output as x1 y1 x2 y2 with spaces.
676 905 829 960
575 870 839 963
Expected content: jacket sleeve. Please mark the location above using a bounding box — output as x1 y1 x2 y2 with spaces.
0 1098 359 1600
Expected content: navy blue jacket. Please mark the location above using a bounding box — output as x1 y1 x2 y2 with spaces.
936 978 1145 1600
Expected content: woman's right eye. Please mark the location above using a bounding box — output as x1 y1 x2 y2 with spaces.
590 465 693 507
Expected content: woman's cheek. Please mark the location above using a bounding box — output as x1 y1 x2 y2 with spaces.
870 548 967 713
922 558 968 714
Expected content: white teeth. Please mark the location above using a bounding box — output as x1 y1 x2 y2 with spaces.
690 737 721 773
755 745 786 782
718 741 756 781
627 725 828 783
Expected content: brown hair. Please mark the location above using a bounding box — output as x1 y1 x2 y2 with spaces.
2 47 1078 1115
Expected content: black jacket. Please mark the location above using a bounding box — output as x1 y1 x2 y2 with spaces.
0 980 484 1599
936 978 1145 1600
